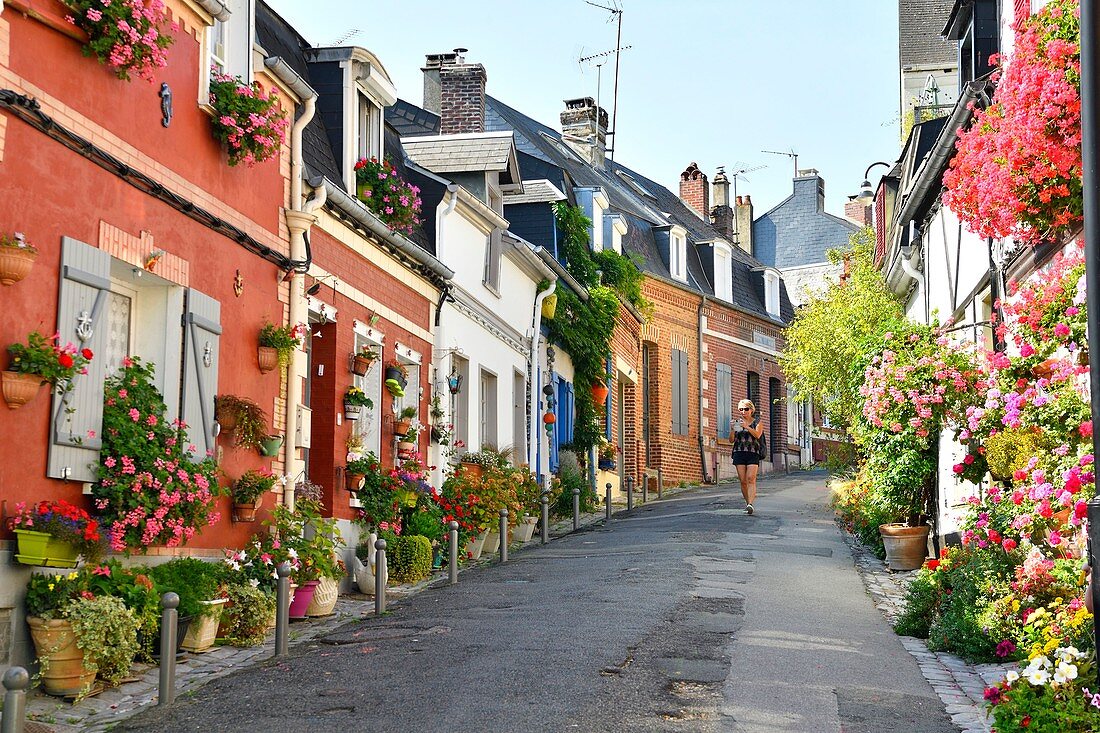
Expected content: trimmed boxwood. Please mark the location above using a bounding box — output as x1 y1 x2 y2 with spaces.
387 534 432 584
148 557 225 620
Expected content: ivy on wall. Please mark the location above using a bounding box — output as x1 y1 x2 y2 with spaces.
547 202 647 450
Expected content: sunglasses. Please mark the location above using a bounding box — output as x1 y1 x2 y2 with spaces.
738 407 751 411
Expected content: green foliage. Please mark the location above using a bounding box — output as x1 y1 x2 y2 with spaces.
7 331 93 391
894 567 941 638
829 471 891 558
148 558 225 620
404 498 444 543
989 649 1100 733
780 229 905 432
385 533 433 584
221 583 275 647
214 394 269 450
553 463 598 517
231 469 276 504
258 321 303 364
350 451 400 530
546 202 648 450
64 595 140 687
984 428 1049 481
863 433 937 522
268 498 342 582
926 547 1015 662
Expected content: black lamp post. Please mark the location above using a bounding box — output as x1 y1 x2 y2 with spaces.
855 161 892 207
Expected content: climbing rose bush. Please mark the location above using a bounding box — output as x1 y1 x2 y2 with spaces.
943 0 1081 245
209 72 288 167
92 358 221 551
65 0 174 82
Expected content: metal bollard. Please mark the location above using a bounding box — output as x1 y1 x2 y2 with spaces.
274 563 291 658
499 508 509 563
1 666 29 733
626 475 634 511
572 487 580 530
657 468 663 499
158 592 179 706
605 483 612 521
375 538 388 616
540 491 550 545
642 473 648 503
449 520 459 585
1088 497 1100 687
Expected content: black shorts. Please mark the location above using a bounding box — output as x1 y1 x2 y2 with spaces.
731 451 759 466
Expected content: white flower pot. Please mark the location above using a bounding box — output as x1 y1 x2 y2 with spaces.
181 598 227 653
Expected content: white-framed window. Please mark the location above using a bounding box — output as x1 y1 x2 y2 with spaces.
786 384 801 445
670 228 687 282
209 19 227 75
606 214 627 255
453 354 470 453
357 92 383 162
713 243 732 302
575 187 608 251
479 368 498 449
200 0 252 104
397 357 421 421
352 331 383 456
764 269 781 317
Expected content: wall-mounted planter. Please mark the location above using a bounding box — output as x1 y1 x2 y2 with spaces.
351 354 375 376
591 383 610 404
0 246 37 286
233 500 261 523
397 440 416 458
393 419 412 436
344 403 362 421
2 371 44 409
258 435 284 457
257 346 278 374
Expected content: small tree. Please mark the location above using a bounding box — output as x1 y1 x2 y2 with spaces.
780 228 905 433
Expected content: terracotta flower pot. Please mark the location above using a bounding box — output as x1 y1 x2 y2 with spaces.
879 523 930 571
0 246 37 286
460 461 484 479
257 346 278 374
346 472 366 492
27 617 95 697
233 501 260 522
351 354 375 376
394 419 412 436
2 370 44 409
591 383 609 404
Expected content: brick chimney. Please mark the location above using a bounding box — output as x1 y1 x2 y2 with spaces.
422 48 486 135
844 195 873 227
734 195 753 256
679 162 709 218
710 166 735 240
560 97 608 168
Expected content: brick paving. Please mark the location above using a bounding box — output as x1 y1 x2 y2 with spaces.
841 528 1013 733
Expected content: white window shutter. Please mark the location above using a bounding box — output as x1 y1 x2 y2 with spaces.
180 288 222 461
48 238 112 482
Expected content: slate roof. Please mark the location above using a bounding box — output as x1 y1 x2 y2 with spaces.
401 132 515 174
484 95 793 323
385 99 440 138
505 179 566 205
901 0 957 67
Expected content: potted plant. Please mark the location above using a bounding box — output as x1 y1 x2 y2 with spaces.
267 498 343 619
343 385 373 420
597 441 618 471
349 452 400 529
353 157 423 236
0 232 37 286
219 582 276 646
257 321 305 373
259 434 284 457
4 331 93 409
346 454 374 493
148 558 227 653
24 569 141 698
394 406 417 437
384 361 409 397
209 72 289 167
9 499 103 567
64 0 173 81
458 447 503 479
591 376 610 406
214 394 269 450
351 345 379 376
232 469 276 522
397 422 419 459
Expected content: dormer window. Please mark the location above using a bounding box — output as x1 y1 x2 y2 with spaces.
605 214 627 255
575 187 609 251
764 269 781 318
357 92 383 162
670 227 687 282
713 242 732 302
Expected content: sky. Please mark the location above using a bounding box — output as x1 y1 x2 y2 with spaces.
265 0 902 217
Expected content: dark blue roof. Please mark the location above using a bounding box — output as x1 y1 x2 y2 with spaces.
752 175 860 269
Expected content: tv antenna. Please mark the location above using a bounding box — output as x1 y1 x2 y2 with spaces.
728 163 766 201
762 149 799 177
584 0 625 164
578 44 632 133
328 28 361 46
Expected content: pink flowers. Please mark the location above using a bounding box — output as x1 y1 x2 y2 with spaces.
66 0 174 82
209 72 289 167
354 157 423 235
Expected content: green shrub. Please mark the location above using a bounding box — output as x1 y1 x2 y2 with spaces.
64 595 140 687
926 547 1014 662
221 583 275 647
387 534 432 584
894 567 940 638
553 464 597 517
148 557 225 620
830 471 892 559
983 428 1048 481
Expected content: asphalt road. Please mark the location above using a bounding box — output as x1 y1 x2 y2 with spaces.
118 472 956 733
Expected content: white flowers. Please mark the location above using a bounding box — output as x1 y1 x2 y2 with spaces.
1017 647 1087 688
1005 670 1020 686
248 578 260 588
1028 668 1051 686
1054 661 1078 684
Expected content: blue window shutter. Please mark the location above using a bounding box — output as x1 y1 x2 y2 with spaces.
565 382 575 444
717 364 732 440
678 350 690 435
550 376 561 473
48 238 112 482
180 289 222 461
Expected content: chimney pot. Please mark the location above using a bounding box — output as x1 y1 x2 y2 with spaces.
735 195 743 206
679 162 709 218
560 97 608 168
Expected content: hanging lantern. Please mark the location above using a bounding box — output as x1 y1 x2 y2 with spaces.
542 412 556 424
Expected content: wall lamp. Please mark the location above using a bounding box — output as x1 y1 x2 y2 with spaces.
447 370 463 395
856 161 892 207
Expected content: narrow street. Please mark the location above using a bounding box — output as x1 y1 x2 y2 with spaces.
118 473 954 733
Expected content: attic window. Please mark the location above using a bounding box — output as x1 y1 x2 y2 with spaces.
764 269 781 318
713 243 732 302
670 229 687 282
616 170 658 202
357 92 383 162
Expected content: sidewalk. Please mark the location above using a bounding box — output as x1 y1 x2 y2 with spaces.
17 490 669 732
841 528 1012 733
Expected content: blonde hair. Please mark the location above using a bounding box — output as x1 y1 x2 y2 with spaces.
738 399 756 412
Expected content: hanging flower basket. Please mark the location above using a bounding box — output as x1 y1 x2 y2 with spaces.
351 354 375 376
344 403 363 421
0 234 37 286
2 370 44 409
209 73 288 167
591 383 610 404
233 501 261 523
257 346 278 374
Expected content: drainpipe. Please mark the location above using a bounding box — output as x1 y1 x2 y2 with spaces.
280 84 318 510
697 296 713 483
899 246 928 323
528 280 558 476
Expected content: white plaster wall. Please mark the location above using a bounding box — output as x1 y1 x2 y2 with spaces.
921 205 991 323
779 261 843 307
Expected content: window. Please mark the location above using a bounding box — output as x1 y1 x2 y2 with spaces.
397 358 420 421
670 228 687 282
479 368 498 449
671 348 689 435
605 214 627 255
716 363 732 440
747 371 760 411
786 384 801 445
768 377 781 460
209 20 227 74
357 93 383 162
352 333 382 456
575 187 608 251
713 244 732 302
200 0 252 103
641 345 652 462
513 370 526 461
764 269 781 317
484 227 503 292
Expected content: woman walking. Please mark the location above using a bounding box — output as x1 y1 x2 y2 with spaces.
731 399 764 515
